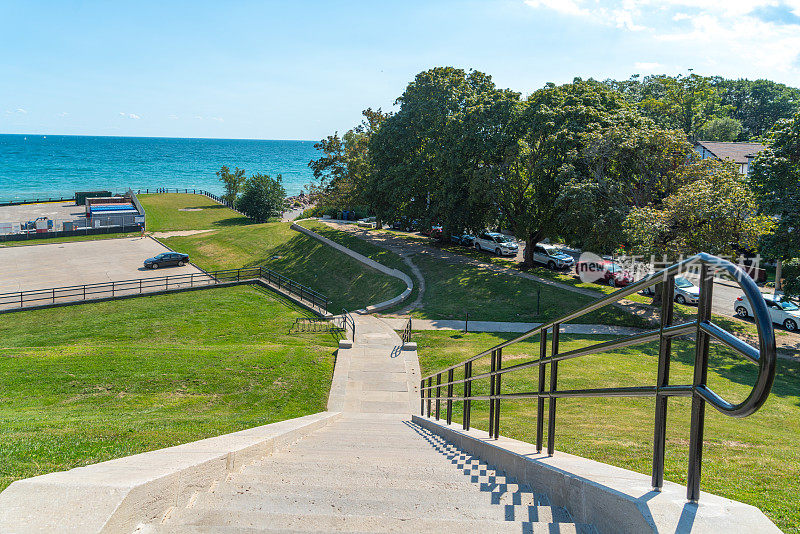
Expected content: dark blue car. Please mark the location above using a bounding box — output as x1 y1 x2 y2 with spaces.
144 252 190 269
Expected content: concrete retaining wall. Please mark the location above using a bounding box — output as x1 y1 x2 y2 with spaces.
412 415 781 534
0 411 341 534
291 221 413 313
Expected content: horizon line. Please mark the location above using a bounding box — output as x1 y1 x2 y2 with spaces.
0 132 317 143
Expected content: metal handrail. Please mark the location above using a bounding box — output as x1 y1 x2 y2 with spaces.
419 252 776 502
401 318 412 345
340 308 356 342
0 266 328 315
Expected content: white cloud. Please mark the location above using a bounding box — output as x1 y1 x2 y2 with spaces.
524 0 591 18
168 114 179 120
211 116 224 122
119 112 140 119
15 108 27 114
58 112 69 118
522 0 800 75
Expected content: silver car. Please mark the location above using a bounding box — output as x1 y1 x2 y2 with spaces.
531 243 574 270
734 294 800 331
474 232 519 256
641 276 699 305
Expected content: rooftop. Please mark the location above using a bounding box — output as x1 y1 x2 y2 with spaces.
695 140 767 164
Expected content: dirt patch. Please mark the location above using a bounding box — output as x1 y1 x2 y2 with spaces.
178 208 203 212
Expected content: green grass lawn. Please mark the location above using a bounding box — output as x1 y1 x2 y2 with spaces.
295 222 648 328
161 222 407 312
415 330 800 533
138 193 251 231
0 285 337 491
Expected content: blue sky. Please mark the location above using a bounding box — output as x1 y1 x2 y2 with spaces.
2 0 800 140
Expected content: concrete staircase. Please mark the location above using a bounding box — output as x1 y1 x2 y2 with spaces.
141 316 593 533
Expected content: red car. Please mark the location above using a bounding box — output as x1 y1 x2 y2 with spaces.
575 259 633 287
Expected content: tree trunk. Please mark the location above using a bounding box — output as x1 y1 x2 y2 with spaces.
776 259 783 292
651 281 664 308
523 232 538 266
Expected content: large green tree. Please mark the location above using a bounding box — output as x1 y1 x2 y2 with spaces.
497 79 625 265
638 73 727 141
216 165 246 205
560 111 694 252
236 173 286 222
749 111 800 292
368 67 518 234
308 108 388 212
718 78 800 138
624 159 773 259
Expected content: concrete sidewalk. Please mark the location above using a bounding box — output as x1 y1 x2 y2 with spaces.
379 317 644 336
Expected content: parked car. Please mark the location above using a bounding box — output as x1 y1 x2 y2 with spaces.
531 243 575 270
458 234 476 246
474 232 519 256
734 294 800 331
390 217 418 232
429 226 443 239
641 276 700 304
574 259 633 287
144 252 190 269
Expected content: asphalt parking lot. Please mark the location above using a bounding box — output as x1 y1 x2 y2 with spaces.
0 237 204 294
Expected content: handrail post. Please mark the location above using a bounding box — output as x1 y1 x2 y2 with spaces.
547 323 560 455
537 328 548 452
426 378 432 417
420 379 425 416
111 281 114 298
435 373 441 420
493 348 502 439
446 369 454 425
463 361 472 430
488 350 497 438
687 263 714 502
139 279 142 294
652 274 675 491
52 287 55 304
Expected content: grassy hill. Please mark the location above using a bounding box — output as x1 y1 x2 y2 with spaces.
161 222 408 312
0 285 336 491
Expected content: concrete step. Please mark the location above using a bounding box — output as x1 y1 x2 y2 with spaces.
223 469 536 498
235 460 513 487
153 511 594 533
184 485 571 523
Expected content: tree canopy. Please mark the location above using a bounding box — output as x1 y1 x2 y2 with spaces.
236 173 286 223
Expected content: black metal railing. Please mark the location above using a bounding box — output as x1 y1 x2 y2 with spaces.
0 266 329 315
0 196 74 206
259 267 328 312
340 309 356 342
420 253 777 502
290 316 343 335
401 318 412 344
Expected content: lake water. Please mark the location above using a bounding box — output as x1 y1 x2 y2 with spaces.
0 134 319 201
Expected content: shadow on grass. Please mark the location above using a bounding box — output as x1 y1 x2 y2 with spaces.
212 216 254 227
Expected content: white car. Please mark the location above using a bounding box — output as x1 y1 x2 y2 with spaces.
474 232 519 256
532 243 575 270
641 276 700 305
734 294 800 332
